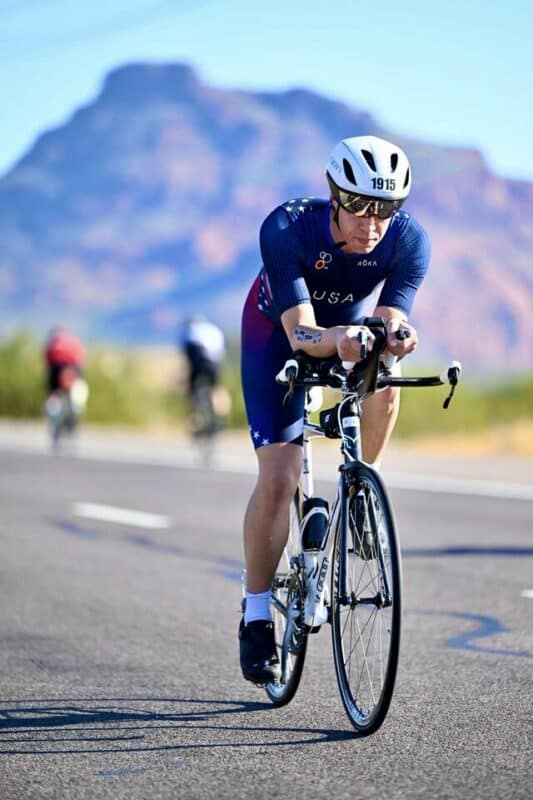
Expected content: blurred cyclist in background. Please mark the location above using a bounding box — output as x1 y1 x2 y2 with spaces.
44 325 89 445
177 315 231 436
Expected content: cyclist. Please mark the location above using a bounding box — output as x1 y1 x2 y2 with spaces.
177 315 229 434
239 135 430 683
43 325 89 437
44 325 85 396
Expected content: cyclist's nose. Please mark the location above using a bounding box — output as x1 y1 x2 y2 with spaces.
358 216 378 232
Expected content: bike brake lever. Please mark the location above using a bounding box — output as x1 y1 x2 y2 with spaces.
443 384 457 409
442 362 462 409
283 377 295 406
357 329 368 360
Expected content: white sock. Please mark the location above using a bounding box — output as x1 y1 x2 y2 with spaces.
368 460 381 472
244 589 271 625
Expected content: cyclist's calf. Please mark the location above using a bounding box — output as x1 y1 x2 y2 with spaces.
361 385 401 467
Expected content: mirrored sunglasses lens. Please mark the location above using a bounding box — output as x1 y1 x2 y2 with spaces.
377 202 394 219
341 193 371 213
340 191 403 218
379 200 403 218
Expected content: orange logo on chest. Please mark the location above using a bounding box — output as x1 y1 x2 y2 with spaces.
314 251 332 270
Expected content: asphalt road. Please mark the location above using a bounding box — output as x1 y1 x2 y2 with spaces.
0 439 532 800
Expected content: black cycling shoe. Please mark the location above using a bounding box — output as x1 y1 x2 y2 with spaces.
239 618 281 684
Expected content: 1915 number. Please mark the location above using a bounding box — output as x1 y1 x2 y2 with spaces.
371 178 396 190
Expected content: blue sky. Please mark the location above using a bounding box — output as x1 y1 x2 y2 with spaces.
1 0 531 180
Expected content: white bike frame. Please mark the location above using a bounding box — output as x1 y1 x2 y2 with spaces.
299 390 363 628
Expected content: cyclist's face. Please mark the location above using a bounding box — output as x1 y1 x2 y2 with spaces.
332 203 392 254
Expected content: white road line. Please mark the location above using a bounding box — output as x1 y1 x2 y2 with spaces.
73 502 170 529
520 590 533 599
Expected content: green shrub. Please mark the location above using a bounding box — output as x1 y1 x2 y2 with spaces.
84 348 158 426
222 338 247 429
395 373 533 438
0 332 44 418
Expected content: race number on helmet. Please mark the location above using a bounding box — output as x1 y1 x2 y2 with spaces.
326 135 411 201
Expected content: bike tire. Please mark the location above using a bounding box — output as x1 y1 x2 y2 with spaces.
49 393 70 451
331 465 402 734
266 489 308 706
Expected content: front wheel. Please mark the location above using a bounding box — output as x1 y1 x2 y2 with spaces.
331 466 402 734
266 490 308 706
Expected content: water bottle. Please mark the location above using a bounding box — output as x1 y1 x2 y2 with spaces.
300 497 329 550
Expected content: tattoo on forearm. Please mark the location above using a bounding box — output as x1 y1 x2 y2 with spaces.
294 327 323 345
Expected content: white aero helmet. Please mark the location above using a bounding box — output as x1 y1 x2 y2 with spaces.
326 135 411 218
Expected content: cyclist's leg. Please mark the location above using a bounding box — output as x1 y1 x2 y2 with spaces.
44 365 63 420
243 443 302 595
241 286 305 601
202 361 226 430
239 283 307 683
360 361 401 467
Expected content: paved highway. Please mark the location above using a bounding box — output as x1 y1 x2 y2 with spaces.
0 436 531 799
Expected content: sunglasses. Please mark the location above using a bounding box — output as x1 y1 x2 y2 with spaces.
327 175 404 219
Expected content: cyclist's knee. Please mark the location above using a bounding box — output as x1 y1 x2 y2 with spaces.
256 446 301 507
368 386 400 417
261 473 298 507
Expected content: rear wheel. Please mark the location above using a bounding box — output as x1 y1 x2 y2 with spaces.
266 489 308 705
331 467 402 734
47 393 71 451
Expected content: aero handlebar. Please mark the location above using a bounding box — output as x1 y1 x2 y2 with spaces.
276 318 462 410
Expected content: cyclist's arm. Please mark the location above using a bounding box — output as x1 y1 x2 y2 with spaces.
373 305 418 358
281 303 373 362
375 218 429 358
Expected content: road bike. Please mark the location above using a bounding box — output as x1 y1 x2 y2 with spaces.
188 373 226 464
44 366 89 451
264 317 461 734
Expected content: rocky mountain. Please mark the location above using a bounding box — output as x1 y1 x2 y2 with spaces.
1 62 532 373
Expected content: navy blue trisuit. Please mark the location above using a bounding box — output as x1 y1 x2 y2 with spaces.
241 197 431 449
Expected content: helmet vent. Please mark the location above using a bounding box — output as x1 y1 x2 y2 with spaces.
390 153 398 172
342 158 357 186
403 167 410 188
361 149 377 172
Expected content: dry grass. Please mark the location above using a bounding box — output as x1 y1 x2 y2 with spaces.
407 420 533 458
128 346 183 389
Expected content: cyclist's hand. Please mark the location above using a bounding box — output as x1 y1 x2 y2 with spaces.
335 325 375 362
386 318 418 357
